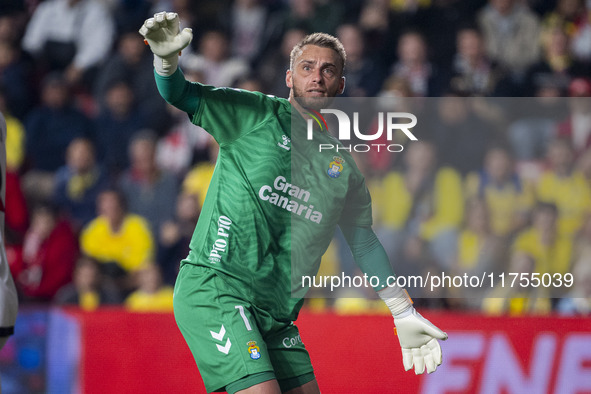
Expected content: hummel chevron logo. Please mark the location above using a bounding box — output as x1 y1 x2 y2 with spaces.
277 135 291 151
216 338 232 354
210 325 232 354
210 325 226 341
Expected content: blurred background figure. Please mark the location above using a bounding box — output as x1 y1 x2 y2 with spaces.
454 197 506 277
465 144 535 238
477 0 541 83
257 27 306 97
451 196 507 309
556 77 591 157
536 137 591 238
94 79 147 177
388 31 442 97
180 30 250 87
506 95 565 163
524 20 588 96
0 87 29 263
556 253 591 315
54 256 122 310
482 251 552 315
21 0 115 89
124 262 173 312
337 23 386 97
0 87 26 174
370 140 464 277
80 189 154 293
118 130 179 236
53 138 109 232
447 26 512 96
357 0 398 66
11 203 78 302
233 75 266 92
513 202 573 276
182 139 219 209
93 30 169 133
155 103 212 176
157 192 200 286
0 110 19 353
23 72 94 205
542 0 591 63
431 94 496 176
227 0 270 65
279 0 343 37
0 39 34 120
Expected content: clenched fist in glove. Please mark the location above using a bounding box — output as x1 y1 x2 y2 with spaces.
139 12 193 76
379 285 448 374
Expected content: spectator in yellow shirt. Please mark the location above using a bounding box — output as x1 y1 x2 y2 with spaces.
125 262 173 312
482 251 552 316
4 109 25 172
54 256 122 310
513 202 573 276
369 140 464 274
182 139 219 208
536 137 591 237
454 197 507 309
80 189 154 290
556 253 591 316
465 145 535 238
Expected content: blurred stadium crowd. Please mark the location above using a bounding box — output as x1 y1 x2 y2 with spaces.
1 0 591 316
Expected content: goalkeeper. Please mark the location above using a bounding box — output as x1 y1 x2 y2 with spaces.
140 12 447 394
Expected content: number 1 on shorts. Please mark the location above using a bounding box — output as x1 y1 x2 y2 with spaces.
235 305 252 331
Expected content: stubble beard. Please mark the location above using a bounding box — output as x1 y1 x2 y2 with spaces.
292 85 337 111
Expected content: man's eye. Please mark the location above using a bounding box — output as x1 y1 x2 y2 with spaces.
303 65 311 71
323 68 335 76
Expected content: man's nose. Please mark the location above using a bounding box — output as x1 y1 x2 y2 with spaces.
311 68 323 83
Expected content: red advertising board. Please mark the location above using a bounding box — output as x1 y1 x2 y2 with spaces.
60 308 591 394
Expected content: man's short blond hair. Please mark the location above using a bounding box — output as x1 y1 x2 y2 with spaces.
289 32 346 73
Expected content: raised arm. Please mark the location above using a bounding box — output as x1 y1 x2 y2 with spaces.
139 12 199 114
140 12 278 145
139 12 192 77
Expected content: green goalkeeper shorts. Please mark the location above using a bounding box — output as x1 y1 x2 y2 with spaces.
173 264 315 393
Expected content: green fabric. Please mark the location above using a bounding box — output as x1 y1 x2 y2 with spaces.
154 68 200 115
340 224 395 291
278 371 316 392
174 265 314 393
158 76 373 321
225 372 276 394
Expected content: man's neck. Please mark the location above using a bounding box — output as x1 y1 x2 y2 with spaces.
289 95 317 121
289 93 305 116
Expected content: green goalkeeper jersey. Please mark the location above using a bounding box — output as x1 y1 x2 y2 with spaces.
166 77 372 322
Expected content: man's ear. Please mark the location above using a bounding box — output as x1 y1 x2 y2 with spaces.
286 69 293 89
339 76 346 95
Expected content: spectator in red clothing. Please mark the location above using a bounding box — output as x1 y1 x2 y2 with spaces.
4 170 28 247
4 169 29 284
11 203 78 302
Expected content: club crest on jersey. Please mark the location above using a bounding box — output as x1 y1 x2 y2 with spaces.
327 156 345 178
247 341 261 360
